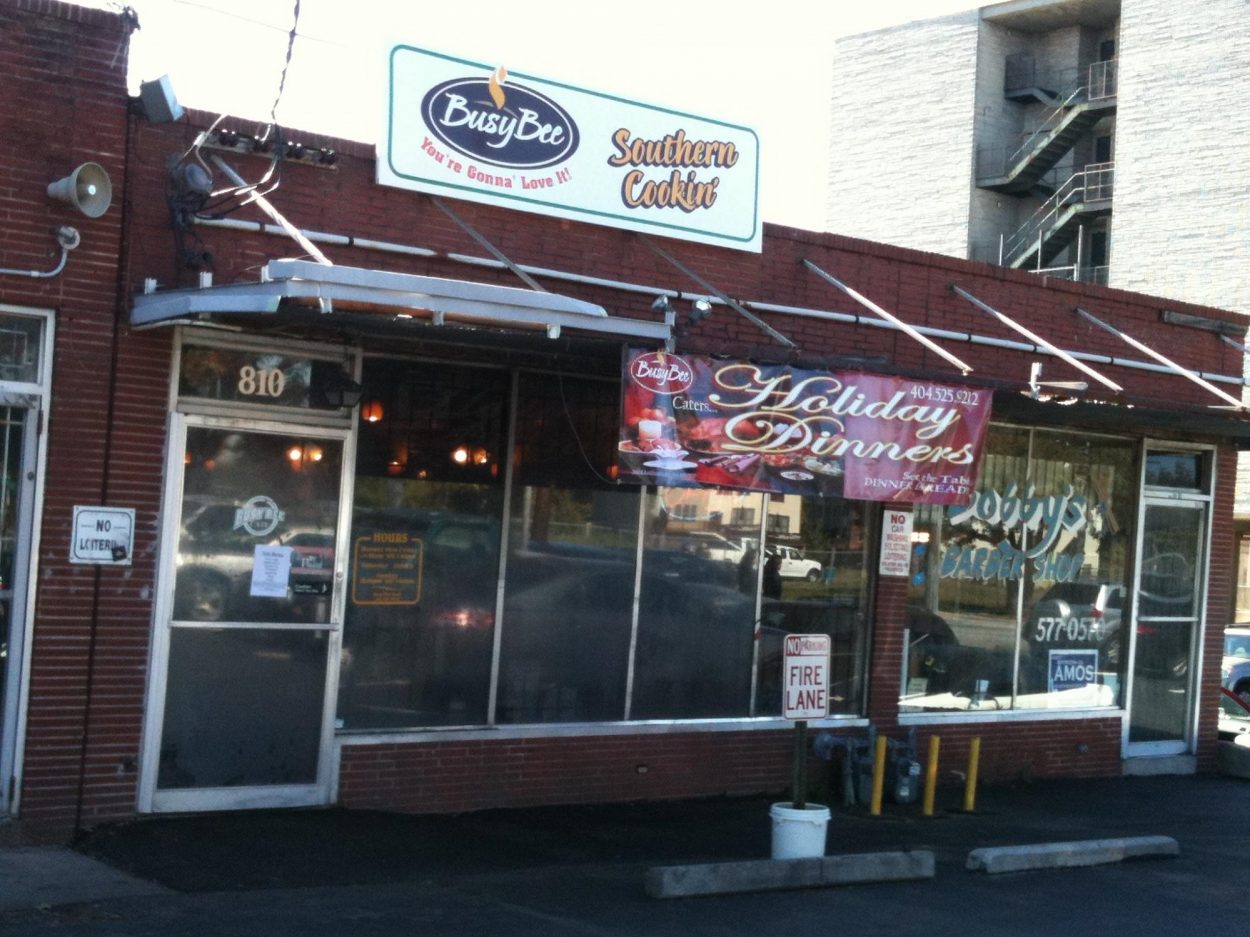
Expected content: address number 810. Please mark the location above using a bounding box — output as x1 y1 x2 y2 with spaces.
237 365 286 398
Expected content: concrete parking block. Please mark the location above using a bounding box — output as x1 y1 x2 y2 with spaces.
966 836 1179 874
645 850 935 898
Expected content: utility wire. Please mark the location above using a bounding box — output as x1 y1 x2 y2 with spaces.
265 0 301 134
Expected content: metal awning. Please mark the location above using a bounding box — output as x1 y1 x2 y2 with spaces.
1075 306 1248 411
804 260 973 374
953 285 1121 392
131 259 670 343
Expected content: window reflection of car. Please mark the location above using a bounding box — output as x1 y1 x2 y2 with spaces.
1024 581 1125 662
904 605 959 692
769 545 822 581
280 530 335 596
670 532 746 563
173 503 263 621
1221 626 1250 703
499 564 756 721
1219 686 1250 746
174 503 336 621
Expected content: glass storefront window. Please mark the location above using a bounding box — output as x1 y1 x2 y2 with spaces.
757 496 870 717
338 360 875 730
497 374 638 724
338 362 508 729
632 488 765 720
0 314 42 384
903 426 1137 713
1017 431 1136 708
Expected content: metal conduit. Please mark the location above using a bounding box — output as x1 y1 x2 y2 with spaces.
192 217 1250 389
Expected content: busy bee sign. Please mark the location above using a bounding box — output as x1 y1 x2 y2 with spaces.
382 46 761 251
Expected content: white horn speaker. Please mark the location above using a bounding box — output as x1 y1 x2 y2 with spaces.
46 162 113 218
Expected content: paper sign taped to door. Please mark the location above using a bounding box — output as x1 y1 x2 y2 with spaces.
250 545 293 598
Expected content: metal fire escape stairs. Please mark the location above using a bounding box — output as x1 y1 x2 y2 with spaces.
1001 164 1113 270
978 59 1117 274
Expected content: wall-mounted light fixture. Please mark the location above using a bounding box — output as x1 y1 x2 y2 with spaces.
198 127 338 169
450 445 491 467
313 370 364 409
688 299 713 326
139 74 184 124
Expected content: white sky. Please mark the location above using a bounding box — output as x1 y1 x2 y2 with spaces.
109 0 976 230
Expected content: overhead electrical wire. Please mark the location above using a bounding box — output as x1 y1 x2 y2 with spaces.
173 0 304 231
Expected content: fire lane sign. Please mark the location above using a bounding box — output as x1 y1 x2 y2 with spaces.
783 633 830 720
70 506 135 566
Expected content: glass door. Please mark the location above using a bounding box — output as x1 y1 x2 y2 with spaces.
141 416 350 812
0 405 38 815
1125 499 1206 756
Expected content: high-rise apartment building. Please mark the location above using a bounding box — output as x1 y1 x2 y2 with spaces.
827 0 1250 612
826 0 1250 317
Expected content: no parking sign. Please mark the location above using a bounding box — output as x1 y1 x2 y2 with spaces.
783 634 830 719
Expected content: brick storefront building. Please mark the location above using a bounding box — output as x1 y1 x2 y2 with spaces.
2 1 1247 841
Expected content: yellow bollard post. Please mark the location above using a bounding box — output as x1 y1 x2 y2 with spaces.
963 737 981 813
922 736 940 817
870 734 888 816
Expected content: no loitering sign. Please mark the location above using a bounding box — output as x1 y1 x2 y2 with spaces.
783 634 830 720
70 506 135 566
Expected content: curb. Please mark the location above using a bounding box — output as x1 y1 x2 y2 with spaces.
645 850 935 898
966 836 1179 874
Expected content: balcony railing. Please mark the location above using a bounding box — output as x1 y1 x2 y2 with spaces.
1029 264 1110 285
1001 161 1114 267
1004 56 1117 101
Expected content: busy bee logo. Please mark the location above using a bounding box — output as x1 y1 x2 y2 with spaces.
421 66 580 170
629 352 695 395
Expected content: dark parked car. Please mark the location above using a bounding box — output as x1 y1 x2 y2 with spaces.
1024 581 1125 663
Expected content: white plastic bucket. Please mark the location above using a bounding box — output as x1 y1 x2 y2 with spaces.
769 802 831 859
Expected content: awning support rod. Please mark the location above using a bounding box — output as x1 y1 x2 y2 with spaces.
429 196 546 293
1075 306 1247 410
211 155 333 266
952 284 1122 392
804 260 972 374
644 236 796 348
1220 334 1250 357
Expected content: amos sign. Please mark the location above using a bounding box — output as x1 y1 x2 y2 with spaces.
382 46 761 251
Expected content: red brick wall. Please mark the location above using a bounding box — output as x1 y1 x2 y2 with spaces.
338 717 1126 815
339 733 794 813
0 1 170 843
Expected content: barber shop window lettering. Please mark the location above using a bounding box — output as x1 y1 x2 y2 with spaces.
903 427 1137 714
940 483 1090 584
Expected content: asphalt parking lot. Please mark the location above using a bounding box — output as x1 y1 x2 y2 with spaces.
2 774 1247 935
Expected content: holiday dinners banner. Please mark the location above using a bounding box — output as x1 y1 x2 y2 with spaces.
619 350 993 504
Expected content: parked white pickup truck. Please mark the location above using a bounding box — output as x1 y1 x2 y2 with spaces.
771 545 822 581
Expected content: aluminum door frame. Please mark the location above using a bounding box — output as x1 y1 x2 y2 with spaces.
138 412 355 813
1122 442 1215 760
